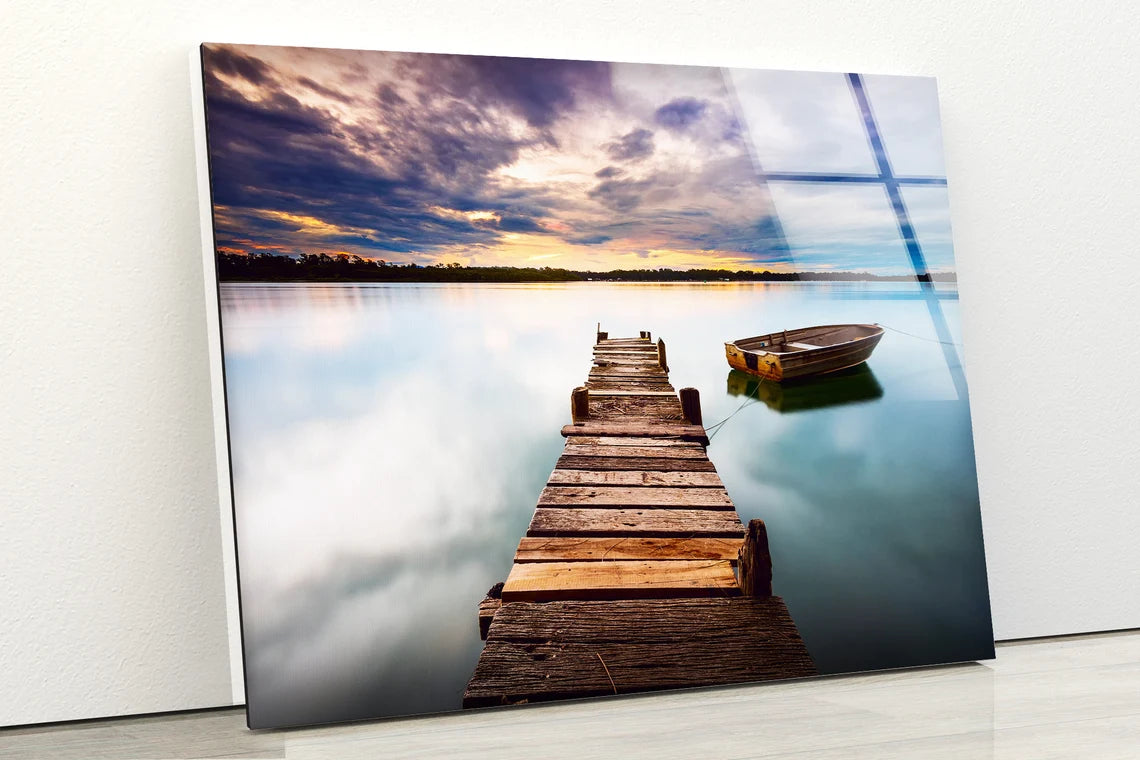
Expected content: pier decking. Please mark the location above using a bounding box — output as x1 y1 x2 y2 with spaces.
463 329 816 707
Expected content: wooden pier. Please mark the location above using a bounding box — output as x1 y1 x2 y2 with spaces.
463 328 816 707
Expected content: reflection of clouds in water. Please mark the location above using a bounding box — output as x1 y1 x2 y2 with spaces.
714 399 990 674
244 543 499 726
220 284 391 355
220 281 987 725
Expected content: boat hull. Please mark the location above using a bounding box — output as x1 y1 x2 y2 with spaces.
725 324 884 382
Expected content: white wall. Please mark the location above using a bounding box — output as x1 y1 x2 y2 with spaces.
3 0 1137 727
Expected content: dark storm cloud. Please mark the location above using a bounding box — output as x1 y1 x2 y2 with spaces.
456 55 613 128
202 45 273 85
605 128 655 162
654 96 708 131
594 165 623 179
202 46 613 257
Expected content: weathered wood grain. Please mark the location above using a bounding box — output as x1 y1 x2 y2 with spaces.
527 507 745 537
478 597 501 640
584 381 675 391
562 436 700 448
557 454 716 471
586 397 684 419
739 519 773 598
501 560 740 602
463 597 816 706
585 390 678 397
514 536 742 563
562 422 709 443
546 469 725 487
589 365 666 374
537 486 734 508
561 443 707 459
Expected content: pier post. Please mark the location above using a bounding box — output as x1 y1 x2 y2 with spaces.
739 519 773 597
571 386 590 423
679 387 702 426
657 338 668 371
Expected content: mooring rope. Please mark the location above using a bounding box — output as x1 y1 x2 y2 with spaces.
877 322 962 347
705 377 767 441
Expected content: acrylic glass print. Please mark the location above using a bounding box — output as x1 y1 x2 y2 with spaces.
197 43 994 729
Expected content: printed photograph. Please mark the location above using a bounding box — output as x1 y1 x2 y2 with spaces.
199 43 993 728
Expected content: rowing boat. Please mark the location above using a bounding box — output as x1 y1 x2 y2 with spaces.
724 324 885 382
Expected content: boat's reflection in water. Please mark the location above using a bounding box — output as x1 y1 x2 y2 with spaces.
725 364 884 413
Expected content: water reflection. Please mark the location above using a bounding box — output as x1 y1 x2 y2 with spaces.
219 281 991 727
726 365 884 413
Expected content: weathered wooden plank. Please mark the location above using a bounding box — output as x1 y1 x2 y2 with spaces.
587 397 684 417
478 597 501 640
515 537 742 563
593 347 658 354
538 486 733 508
588 371 669 380
463 597 816 706
562 436 700 448
584 381 675 391
562 423 709 444
561 444 707 459
557 454 716 472
546 469 725 487
589 363 665 371
528 507 745 537
476 582 504 640
593 357 660 366
501 560 740 602
585 390 678 397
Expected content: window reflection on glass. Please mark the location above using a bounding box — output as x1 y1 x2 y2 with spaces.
899 185 956 286
728 69 878 175
862 74 947 179
765 182 916 277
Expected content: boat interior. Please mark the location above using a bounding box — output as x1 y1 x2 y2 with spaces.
734 324 881 354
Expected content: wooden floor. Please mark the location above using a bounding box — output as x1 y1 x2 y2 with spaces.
464 331 815 707
3 630 1138 759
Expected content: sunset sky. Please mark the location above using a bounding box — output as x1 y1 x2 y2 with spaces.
202 45 957 274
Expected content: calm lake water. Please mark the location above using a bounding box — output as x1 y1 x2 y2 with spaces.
219 281 993 728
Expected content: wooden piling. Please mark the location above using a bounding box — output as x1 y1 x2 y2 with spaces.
738 519 773 598
570 386 589 423
679 387 702 426
464 329 813 708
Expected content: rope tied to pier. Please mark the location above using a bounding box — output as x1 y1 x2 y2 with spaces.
705 377 767 441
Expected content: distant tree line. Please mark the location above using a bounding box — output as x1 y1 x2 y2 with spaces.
215 252 957 283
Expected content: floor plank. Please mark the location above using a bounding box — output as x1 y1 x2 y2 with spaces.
537 486 734 508
500 560 741 602
546 469 725 487
464 597 815 706
527 507 746 537
514 536 742 562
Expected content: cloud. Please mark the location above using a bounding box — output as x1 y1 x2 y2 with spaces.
588 176 655 213
200 45 954 274
654 96 708 131
604 127 656 162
